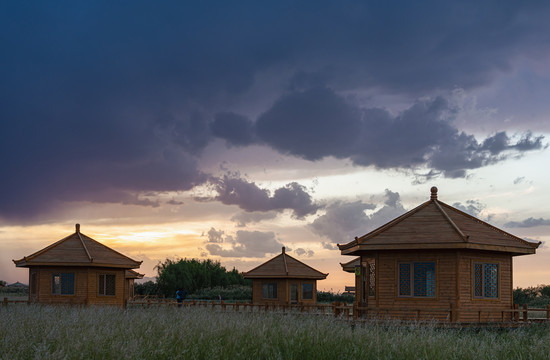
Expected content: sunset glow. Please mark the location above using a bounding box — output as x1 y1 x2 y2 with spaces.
1 2 549 292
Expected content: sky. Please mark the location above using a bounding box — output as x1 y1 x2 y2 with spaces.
1 1 549 291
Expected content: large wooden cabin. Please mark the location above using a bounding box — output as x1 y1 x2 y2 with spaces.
13 224 143 307
339 187 540 322
244 247 328 305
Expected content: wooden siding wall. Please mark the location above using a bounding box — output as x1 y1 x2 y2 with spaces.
374 250 457 321
251 279 318 304
86 268 126 307
356 250 513 322
457 251 512 322
29 266 127 307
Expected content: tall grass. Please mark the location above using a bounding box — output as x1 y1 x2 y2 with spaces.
1 305 550 359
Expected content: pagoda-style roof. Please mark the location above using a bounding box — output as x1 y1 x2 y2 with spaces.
243 247 328 280
125 269 145 279
339 187 541 256
340 257 360 273
13 224 142 269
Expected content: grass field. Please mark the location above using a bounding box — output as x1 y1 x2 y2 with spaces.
1 305 550 359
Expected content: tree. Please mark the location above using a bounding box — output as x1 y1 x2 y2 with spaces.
134 281 158 296
155 258 250 297
0 280 6 287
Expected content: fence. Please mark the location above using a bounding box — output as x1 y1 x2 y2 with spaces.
4 296 550 324
127 297 550 323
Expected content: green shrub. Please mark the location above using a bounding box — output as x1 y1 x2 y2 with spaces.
187 285 252 301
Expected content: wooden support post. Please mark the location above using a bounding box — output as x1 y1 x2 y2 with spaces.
546 305 550 320
450 303 458 323
522 304 528 322
514 304 519 321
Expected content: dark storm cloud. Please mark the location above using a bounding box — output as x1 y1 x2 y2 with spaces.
205 175 321 219
255 87 362 160
2 1 549 221
504 218 550 228
205 230 284 258
210 113 256 147
250 88 545 177
310 189 406 244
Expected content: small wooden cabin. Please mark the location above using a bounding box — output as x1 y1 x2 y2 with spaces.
338 187 540 322
13 224 143 307
244 247 328 305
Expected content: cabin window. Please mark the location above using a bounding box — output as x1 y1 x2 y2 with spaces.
262 283 277 299
98 274 116 296
398 262 436 298
302 284 313 300
51 273 75 295
473 263 498 299
367 258 376 297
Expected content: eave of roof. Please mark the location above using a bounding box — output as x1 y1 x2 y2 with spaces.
13 224 142 269
338 187 541 256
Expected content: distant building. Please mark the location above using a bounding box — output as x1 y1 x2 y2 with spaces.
339 187 540 322
13 224 143 307
244 247 328 305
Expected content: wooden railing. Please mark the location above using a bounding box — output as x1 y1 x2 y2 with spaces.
127 298 550 323
2 297 28 306
5 296 550 324
128 298 354 317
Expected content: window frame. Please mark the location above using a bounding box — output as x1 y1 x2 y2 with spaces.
261 282 278 300
367 258 376 298
98 273 116 296
301 283 313 300
473 262 499 300
51 272 75 296
397 261 437 299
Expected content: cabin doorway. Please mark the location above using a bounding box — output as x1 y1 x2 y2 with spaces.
290 284 299 304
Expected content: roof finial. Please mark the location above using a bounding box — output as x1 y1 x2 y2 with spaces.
282 246 285 254
75 223 80 233
430 186 438 200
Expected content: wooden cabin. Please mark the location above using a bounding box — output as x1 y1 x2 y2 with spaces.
244 247 328 305
13 224 143 307
338 187 540 322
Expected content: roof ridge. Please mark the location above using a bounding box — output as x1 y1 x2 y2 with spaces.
438 201 540 248
283 252 328 277
282 250 288 275
433 200 469 242
77 232 94 262
357 199 433 243
80 233 142 266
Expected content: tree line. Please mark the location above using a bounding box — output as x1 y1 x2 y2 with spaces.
136 258 251 298
513 285 550 307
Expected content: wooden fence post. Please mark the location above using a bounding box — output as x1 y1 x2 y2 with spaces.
513 304 519 321
522 304 528 322
3 297 7 306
